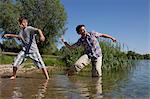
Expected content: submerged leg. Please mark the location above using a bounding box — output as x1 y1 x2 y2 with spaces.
10 67 18 80
10 51 25 80
41 67 50 80
92 56 102 77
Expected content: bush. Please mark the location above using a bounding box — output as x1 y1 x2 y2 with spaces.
59 40 132 71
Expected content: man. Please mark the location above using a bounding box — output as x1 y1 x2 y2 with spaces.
61 24 116 77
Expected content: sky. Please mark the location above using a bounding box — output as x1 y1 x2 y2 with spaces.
59 0 149 54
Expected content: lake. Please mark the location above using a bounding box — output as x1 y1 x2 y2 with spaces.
0 60 149 99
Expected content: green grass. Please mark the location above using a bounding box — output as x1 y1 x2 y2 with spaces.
59 40 133 72
0 53 65 68
0 40 134 72
0 54 14 64
43 56 65 66
100 40 133 71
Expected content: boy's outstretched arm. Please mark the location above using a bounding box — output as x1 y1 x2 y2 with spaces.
4 34 21 39
100 34 116 42
37 29 45 42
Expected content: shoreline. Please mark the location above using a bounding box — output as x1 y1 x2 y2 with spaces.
0 64 65 77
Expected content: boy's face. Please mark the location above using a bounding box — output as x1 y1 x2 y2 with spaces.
78 26 87 37
19 19 28 29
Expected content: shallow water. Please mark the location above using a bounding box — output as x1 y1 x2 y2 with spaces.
0 60 150 99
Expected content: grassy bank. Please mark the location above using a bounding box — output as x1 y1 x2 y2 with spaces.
58 40 134 72
0 53 64 68
0 54 15 64
0 40 134 72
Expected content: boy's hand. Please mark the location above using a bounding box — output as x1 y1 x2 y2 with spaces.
40 36 45 42
3 34 11 38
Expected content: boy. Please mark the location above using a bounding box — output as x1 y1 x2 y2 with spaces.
4 17 49 80
61 24 116 77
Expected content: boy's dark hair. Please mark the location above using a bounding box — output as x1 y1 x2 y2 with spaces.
18 17 28 24
76 24 85 33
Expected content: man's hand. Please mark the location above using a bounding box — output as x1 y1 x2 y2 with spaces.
61 36 66 43
111 37 117 42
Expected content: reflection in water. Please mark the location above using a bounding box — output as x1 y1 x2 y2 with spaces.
102 60 150 98
0 60 149 98
0 78 1 96
91 77 103 98
0 78 49 99
55 75 103 99
35 80 49 99
12 80 23 99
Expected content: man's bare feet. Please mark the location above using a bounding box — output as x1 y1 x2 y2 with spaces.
10 76 16 80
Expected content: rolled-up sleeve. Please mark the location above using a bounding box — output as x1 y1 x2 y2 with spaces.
28 26 38 31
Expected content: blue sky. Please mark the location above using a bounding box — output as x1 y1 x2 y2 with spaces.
60 0 149 54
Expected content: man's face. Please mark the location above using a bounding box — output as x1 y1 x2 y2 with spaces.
19 19 28 29
78 26 87 37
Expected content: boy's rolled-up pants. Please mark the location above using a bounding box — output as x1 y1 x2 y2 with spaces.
69 54 102 77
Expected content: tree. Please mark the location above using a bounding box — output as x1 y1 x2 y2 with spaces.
143 54 150 59
2 39 21 52
0 0 67 54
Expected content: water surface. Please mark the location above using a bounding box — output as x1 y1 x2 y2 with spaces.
0 60 149 98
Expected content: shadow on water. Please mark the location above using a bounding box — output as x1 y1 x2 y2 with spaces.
0 60 149 98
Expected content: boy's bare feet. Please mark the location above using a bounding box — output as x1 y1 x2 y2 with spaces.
10 76 16 80
46 77 50 80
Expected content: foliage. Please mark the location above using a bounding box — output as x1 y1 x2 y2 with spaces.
0 54 14 64
59 40 133 71
0 0 21 32
58 46 84 67
0 53 64 68
127 51 150 60
0 0 67 54
100 40 132 71
143 54 150 59
1 39 21 52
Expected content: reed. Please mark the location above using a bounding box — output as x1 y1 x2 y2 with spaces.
60 40 133 72
100 39 132 72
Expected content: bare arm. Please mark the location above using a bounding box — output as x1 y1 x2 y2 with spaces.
100 33 116 42
37 29 45 42
63 42 78 49
61 36 78 49
4 34 21 39
29 26 45 42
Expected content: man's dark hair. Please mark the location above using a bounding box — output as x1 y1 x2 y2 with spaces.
76 24 85 33
18 17 28 24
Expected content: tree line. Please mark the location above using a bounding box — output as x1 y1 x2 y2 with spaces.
127 51 150 60
0 0 67 54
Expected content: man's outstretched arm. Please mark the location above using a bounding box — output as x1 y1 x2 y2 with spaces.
61 36 79 49
100 33 116 42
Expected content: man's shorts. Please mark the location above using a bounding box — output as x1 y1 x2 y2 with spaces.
13 50 45 68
